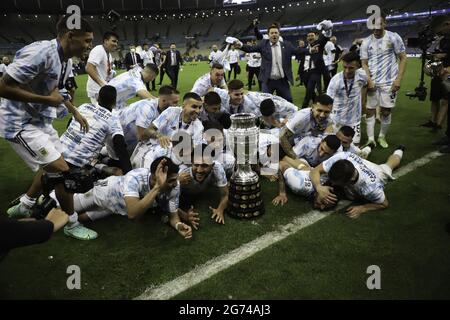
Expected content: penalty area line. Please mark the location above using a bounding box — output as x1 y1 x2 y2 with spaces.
135 150 443 300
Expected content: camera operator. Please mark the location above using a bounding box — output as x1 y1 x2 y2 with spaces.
430 15 450 153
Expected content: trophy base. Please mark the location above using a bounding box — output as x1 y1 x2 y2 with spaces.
227 180 265 219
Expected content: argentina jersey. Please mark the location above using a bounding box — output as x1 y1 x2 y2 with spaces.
60 103 123 167
293 136 329 167
0 39 70 139
246 91 297 120
107 66 147 110
360 30 405 86
286 108 332 139
179 161 228 194
118 98 161 153
327 69 368 126
192 73 226 97
283 168 327 198
322 152 386 204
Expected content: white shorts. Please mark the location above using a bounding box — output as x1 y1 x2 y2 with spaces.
333 122 361 144
366 162 394 184
367 85 397 109
73 189 114 221
9 123 63 172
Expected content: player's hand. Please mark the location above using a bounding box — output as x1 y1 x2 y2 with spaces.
391 79 401 93
317 186 337 205
263 174 279 182
47 88 65 106
154 158 168 189
233 41 243 49
186 206 200 230
158 135 171 148
176 222 193 239
346 205 366 219
309 45 320 54
178 172 192 185
272 193 288 206
73 111 89 133
210 206 225 224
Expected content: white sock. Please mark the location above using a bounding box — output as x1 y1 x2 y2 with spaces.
20 194 36 209
379 114 392 138
394 149 403 159
68 212 79 225
366 115 375 141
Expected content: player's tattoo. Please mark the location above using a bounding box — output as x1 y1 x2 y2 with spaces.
279 127 297 159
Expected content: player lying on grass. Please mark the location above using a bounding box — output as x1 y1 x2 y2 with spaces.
310 146 405 219
178 143 230 227
72 156 192 239
291 134 341 168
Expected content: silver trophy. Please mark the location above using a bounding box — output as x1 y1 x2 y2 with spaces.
226 113 264 219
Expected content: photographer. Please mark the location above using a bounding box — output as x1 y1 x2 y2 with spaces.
430 15 450 153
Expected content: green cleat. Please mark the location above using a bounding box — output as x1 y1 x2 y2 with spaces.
378 136 389 149
7 203 31 218
64 222 98 240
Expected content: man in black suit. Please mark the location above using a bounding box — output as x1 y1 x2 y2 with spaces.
165 43 183 89
124 45 143 70
300 31 331 108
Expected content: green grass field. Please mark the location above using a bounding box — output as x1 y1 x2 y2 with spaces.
0 58 449 300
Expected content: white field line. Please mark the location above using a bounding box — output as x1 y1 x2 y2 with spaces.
135 151 443 300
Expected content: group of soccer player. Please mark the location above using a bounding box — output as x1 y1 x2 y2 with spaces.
0 13 407 241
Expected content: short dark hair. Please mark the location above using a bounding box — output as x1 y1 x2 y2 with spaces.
98 85 117 109
183 92 202 102
218 112 232 129
268 23 280 33
228 79 244 91
314 93 334 106
328 159 355 186
150 156 179 176
341 51 360 64
260 99 276 117
158 85 179 96
338 126 355 138
103 31 119 41
144 63 159 75
211 63 224 70
323 135 341 151
143 43 148 46
56 15 93 37
204 91 222 106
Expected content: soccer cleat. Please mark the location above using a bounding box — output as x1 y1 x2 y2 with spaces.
395 145 406 152
7 203 31 218
433 136 449 146
378 137 389 149
64 222 98 240
363 139 377 149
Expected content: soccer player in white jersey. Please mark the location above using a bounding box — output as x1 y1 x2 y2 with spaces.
130 92 204 168
247 93 297 129
292 134 341 168
213 80 260 115
209 45 223 67
246 48 262 91
73 157 192 239
360 12 407 148
191 63 227 97
61 85 132 173
86 31 119 104
0 16 96 239
178 144 229 226
310 146 405 219
118 85 179 154
335 126 372 159
279 94 334 160
107 63 158 110
327 51 368 144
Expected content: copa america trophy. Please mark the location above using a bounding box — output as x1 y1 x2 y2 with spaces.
226 113 264 219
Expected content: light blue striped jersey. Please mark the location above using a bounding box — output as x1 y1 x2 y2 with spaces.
107 67 147 110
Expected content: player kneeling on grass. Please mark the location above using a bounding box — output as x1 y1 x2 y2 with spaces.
309 146 405 219
335 125 372 159
178 143 229 227
72 156 192 239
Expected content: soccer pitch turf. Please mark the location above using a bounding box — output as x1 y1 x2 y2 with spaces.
0 58 449 299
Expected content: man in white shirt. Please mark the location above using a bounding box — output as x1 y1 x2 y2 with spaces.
191 63 227 97
0 56 10 77
209 45 223 67
323 38 335 89
246 41 262 91
360 12 407 149
226 45 240 81
86 31 119 105
140 43 155 90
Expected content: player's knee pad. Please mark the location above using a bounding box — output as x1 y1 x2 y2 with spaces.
41 167 97 195
380 113 392 124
